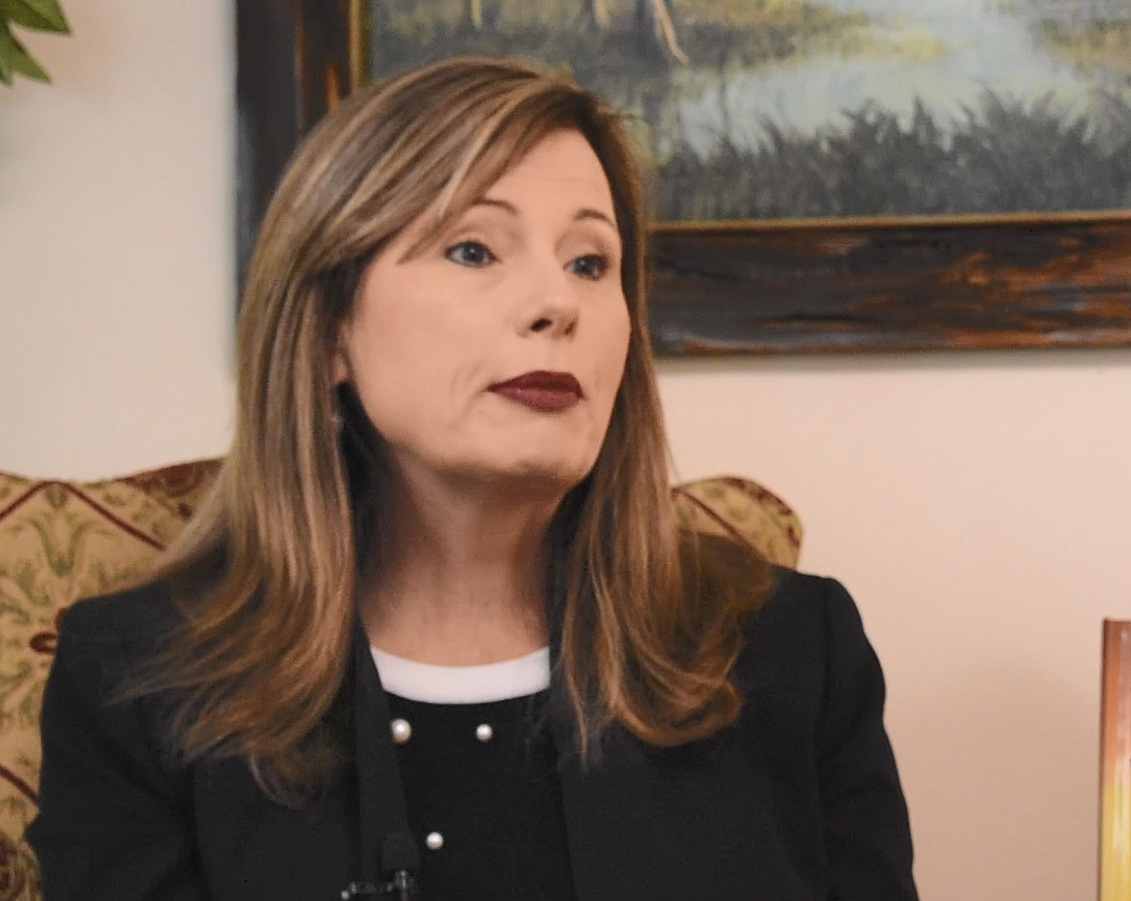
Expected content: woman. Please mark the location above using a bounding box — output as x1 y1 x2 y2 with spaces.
28 57 918 900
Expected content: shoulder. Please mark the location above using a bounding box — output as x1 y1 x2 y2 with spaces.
752 567 863 637
32 580 198 856
55 580 185 683
733 568 896 763
42 580 195 782
680 533 868 685
734 568 878 705
62 579 181 638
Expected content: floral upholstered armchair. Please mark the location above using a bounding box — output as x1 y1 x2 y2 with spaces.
0 460 801 901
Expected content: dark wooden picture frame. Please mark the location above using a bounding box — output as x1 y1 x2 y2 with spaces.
236 0 1131 356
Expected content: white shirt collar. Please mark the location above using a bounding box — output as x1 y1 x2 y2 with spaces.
370 646 551 704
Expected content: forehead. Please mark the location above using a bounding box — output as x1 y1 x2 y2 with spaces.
397 129 620 259
482 130 616 214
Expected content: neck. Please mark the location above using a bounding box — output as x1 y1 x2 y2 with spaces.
359 468 563 665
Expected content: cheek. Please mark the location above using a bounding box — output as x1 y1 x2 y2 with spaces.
593 301 632 400
345 303 495 448
345 312 443 434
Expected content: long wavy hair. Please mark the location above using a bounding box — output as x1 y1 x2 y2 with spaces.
130 56 774 803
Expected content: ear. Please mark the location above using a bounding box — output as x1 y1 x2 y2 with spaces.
331 338 352 386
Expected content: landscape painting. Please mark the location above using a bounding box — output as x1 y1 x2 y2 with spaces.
365 0 1131 222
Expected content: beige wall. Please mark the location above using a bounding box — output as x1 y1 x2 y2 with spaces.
3 2 1131 898
0 0 234 479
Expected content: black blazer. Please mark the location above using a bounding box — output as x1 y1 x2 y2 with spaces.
27 569 918 900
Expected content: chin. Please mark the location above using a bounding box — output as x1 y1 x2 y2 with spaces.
512 461 590 486
433 439 600 494
490 455 594 493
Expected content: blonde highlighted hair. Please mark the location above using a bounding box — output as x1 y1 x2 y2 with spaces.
130 56 773 802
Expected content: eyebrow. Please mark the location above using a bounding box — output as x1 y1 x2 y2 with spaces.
472 197 620 234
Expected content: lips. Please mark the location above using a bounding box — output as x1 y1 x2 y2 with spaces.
489 371 583 412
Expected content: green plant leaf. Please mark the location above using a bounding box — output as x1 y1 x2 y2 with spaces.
0 21 19 83
0 19 50 83
0 0 70 34
9 42 50 81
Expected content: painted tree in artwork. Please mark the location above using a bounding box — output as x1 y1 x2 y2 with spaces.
463 0 502 30
582 0 611 31
635 0 688 62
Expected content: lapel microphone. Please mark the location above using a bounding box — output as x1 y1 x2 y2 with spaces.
381 831 421 900
340 831 421 899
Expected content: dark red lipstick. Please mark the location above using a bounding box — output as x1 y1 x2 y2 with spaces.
489 371 583 412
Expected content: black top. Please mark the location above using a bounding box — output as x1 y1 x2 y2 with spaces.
27 568 919 900
387 691 575 901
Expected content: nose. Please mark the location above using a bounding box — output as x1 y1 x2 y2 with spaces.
519 255 580 339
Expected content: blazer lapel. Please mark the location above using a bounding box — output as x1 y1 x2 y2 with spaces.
349 616 419 889
549 705 686 901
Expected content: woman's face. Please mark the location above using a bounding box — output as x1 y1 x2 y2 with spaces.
333 129 632 495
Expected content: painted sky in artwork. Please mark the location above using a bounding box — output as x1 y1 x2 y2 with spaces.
369 0 1131 218
681 0 1128 148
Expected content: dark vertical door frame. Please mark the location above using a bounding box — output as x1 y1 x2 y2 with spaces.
235 0 356 300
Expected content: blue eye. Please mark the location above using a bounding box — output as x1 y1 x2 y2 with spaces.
569 254 610 281
445 240 495 267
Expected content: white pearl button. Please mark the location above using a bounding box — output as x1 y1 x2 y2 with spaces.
476 723 494 742
390 718 412 744
425 831 444 850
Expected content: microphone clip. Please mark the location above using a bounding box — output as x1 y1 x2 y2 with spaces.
339 869 418 900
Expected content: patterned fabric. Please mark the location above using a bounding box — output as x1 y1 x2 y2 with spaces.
0 459 800 901
0 461 220 901
672 476 802 569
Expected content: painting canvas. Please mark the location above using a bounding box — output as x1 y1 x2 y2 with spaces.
365 0 1131 223
1100 620 1131 901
